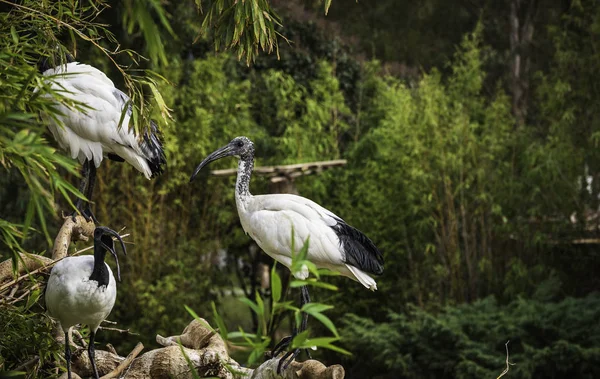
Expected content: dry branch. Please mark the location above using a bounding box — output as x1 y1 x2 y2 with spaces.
101 342 144 379
496 340 514 379
57 317 344 379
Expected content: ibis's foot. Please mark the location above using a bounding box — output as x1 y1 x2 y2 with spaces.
270 335 293 358
271 334 312 374
83 205 98 224
71 208 95 224
277 348 302 374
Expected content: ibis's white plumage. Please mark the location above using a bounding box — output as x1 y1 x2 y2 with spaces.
40 62 164 179
45 256 116 332
237 192 378 290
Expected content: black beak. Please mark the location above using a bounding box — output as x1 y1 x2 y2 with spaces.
190 144 235 182
95 226 127 281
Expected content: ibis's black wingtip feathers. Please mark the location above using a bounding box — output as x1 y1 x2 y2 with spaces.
143 120 167 178
331 219 384 275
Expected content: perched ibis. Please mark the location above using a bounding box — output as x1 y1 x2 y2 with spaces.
39 57 166 222
45 226 127 379
190 136 384 370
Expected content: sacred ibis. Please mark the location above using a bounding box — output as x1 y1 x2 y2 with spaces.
189 136 384 370
39 57 166 222
45 226 127 379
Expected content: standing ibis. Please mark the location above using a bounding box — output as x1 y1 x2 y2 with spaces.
189 136 384 370
39 57 166 222
45 226 127 379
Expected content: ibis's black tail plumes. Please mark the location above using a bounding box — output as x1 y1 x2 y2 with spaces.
331 218 384 275
141 120 166 178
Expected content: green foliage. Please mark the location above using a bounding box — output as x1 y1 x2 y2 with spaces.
336 26 517 307
198 0 282 65
0 305 60 378
186 238 348 367
259 62 349 163
341 293 600 379
121 0 175 66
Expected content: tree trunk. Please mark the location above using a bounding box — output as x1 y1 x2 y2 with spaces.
509 0 538 126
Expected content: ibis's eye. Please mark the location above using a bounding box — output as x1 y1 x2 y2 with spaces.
236 141 244 148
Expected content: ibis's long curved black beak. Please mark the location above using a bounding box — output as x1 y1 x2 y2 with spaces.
190 144 235 182
96 226 127 281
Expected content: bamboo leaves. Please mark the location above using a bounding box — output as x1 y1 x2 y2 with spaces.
197 0 282 65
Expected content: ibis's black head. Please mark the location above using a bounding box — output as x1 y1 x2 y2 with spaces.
94 226 127 281
190 136 254 182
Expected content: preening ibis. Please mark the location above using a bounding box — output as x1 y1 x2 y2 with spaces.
190 136 384 370
45 226 127 379
39 57 166 222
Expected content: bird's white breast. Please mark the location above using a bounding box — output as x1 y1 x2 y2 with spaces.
45 256 116 331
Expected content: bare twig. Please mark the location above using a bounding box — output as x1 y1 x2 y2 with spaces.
100 342 144 379
8 284 40 304
9 283 19 298
98 326 139 336
15 355 40 371
497 340 515 379
73 330 88 348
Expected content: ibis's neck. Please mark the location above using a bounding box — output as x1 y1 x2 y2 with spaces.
89 246 109 287
236 156 254 199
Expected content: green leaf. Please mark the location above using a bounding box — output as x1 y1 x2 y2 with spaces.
302 303 334 313
239 297 262 316
10 26 19 43
324 0 332 15
290 279 338 291
211 301 228 337
255 290 265 316
294 336 352 355
271 265 282 303
178 341 202 379
308 312 338 337
25 288 41 311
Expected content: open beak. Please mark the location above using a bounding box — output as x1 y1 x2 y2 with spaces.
97 226 127 281
190 144 234 182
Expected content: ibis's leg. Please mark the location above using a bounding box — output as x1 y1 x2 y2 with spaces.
275 286 312 373
83 163 98 223
64 330 72 379
72 160 89 222
88 331 100 379
299 285 312 359
299 285 311 332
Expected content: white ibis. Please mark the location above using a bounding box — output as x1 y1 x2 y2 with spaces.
39 57 166 222
45 226 127 379
190 136 384 370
